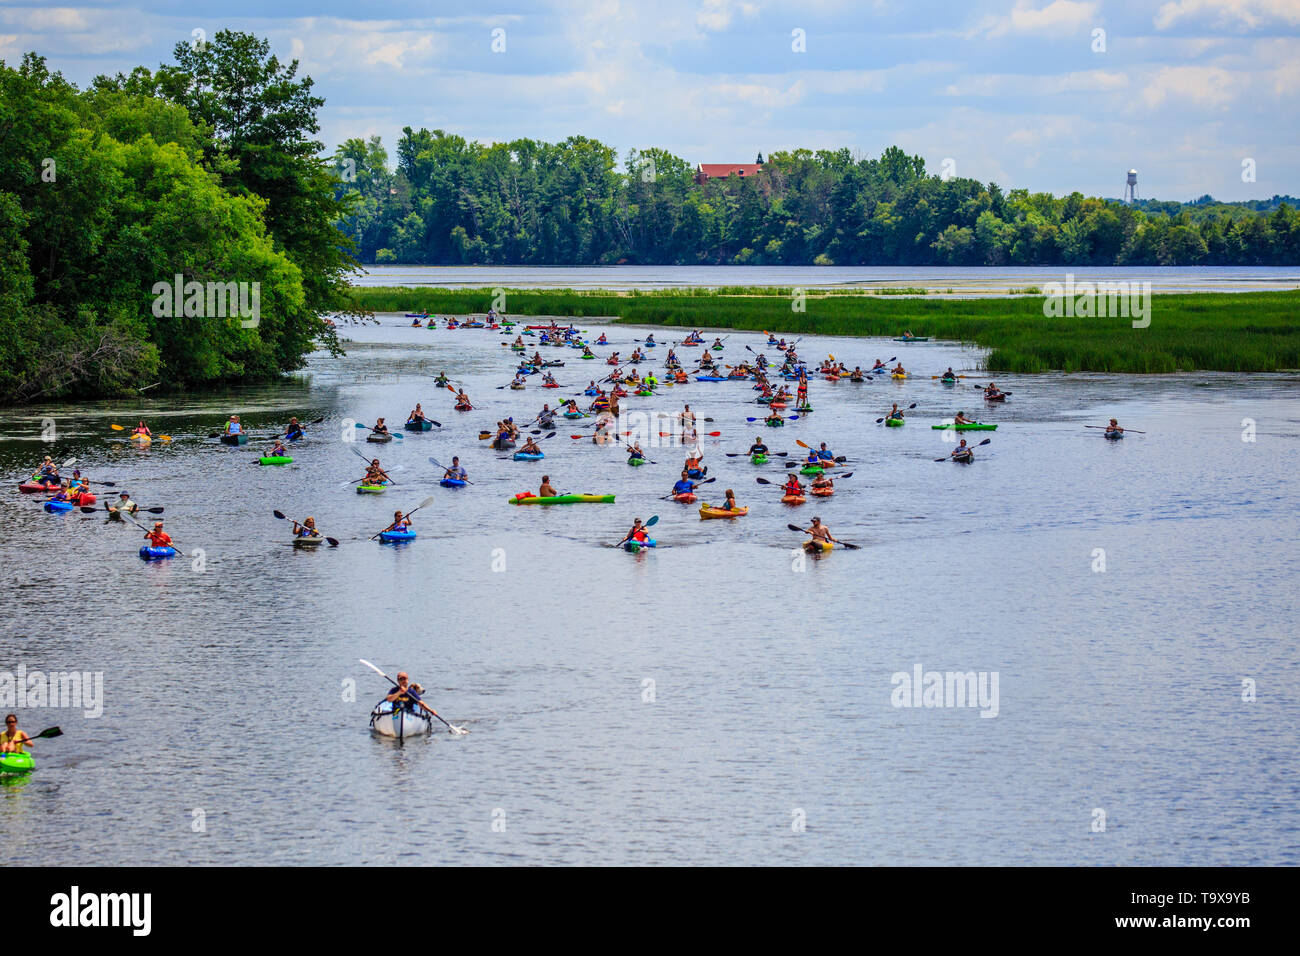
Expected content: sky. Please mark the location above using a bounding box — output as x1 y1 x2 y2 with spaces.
3 0 1298 201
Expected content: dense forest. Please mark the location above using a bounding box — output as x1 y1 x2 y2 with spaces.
0 32 352 404
332 132 1300 268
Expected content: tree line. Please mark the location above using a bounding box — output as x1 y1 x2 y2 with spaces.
0 32 352 404
332 133 1300 268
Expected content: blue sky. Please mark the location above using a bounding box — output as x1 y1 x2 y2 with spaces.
4 0 1298 200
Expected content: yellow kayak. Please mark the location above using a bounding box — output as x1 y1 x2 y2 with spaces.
699 504 748 520
129 433 152 446
803 539 834 552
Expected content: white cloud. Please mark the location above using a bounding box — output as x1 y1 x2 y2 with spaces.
981 1 1100 38
696 0 760 32
1154 0 1300 30
1139 65 1238 107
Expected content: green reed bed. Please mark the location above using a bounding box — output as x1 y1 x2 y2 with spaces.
347 287 1300 373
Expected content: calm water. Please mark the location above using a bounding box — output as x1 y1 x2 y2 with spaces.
356 264 1300 294
2 318 1298 865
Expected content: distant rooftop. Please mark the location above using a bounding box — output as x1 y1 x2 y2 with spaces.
696 163 764 183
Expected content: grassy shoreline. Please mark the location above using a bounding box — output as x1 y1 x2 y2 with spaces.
346 287 1300 373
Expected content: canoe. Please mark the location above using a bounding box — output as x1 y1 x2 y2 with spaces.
509 493 614 505
43 500 75 513
624 537 656 553
220 433 248 446
440 478 468 488
750 454 768 465
356 482 388 494
259 456 294 465
811 486 835 496
367 433 393 443
0 752 34 774
369 700 433 739
1105 430 1124 440
379 528 417 543
804 539 834 552
799 464 824 475
672 492 698 503
931 423 997 431
293 535 326 547
139 545 176 561
699 505 748 519
513 452 545 461
893 337 929 342
885 418 905 427
781 494 806 505
404 420 433 431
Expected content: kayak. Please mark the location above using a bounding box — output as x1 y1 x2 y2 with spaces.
931 423 997 431
367 433 393 443
564 411 584 419
891 373 907 380
293 535 326 547
583 388 601 396
129 433 152 446
885 418 905 427
369 700 433 739
259 456 294 465
455 404 473 411
686 467 706 479
509 383 525 390
893 337 929 342
220 433 248 446
770 402 787 409
510 493 614 505
952 452 974 463
624 537 656 553
984 393 1007 402
0 752 34 774
672 492 698 503
18 481 56 493
1105 430 1124 440
494 439 516 450
940 378 958 385
513 451 545 461
811 486 835 497
43 499 75 512
799 464 824 475
285 431 304 441
404 420 433 431
781 494 806 505
699 505 748 519
765 419 785 427
750 453 768 465
581 354 595 359
695 376 727 382
627 457 647 466
356 482 388 494
379 528 417 543
139 545 176 560
804 539 834 553
440 478 468 488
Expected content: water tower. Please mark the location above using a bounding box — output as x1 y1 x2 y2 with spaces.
1124 169 1138 204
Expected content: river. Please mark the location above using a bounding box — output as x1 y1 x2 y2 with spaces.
2 316 1297 865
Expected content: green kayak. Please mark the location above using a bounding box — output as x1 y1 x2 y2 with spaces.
931 422 997 431
259 456 294 466
0 752 33 774
885 418 905 427
799 464 824 475
509 493 615 505
356 483 388 494
751 453 768 465
627 457 647 466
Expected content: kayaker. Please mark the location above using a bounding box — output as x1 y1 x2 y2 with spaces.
808 517 833 545
782 475 805 497
372 418 390 436
455 389 472 409
107 492 137 518
537 405 556 428
268 440 288 458
892 363 906 376
872 359 886 370
519 437 542 456
542 372 557 387
620 518 650 547
443 457 468 481
720 488 741 512
284 417 305 439
684 450 704 476
672 472 696 496
295 517 322 540
50 481 74 503
144 521 172 549
765 409 784 426
408 404 427 423
33 456 59 486
665 348 678 366
0 715 32 755
385 671 439 718
225 415 243 435
711 337 724 350
942 367 957 380
434 373 451 387
627 442 647 463
596 335 607 345
748 437 769 455
1106 418 1124 435
384 510 412 534
886 403 904 421
811 473 834 494
680 404 696 429
951 439 973 461
812 443 833 462
513 335 524 347
132 420 152 437
364 459 391 484
644 334 656 347
984 382 1004 400
539 475 558 498
953 410 973 424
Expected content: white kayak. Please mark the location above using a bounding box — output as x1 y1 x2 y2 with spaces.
293 535 326 547
369 700 433 739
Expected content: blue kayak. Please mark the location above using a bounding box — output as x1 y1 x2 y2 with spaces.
695 376 727 382
379 528 417 542
513 452 545 461
686 468 706 479
44 499 75 513
583 388 601 396
139 545 176 561
624 537 657 553
440 478 467 488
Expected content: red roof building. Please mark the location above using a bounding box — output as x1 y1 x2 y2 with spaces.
695 163 764 184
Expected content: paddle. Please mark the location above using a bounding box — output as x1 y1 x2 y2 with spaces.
1086 425 1146 434
353 423 403 441
358 659 468 735
428 456 474 485
370 496 436 540
745 415 799 422
83 504 164 514
875 403 917 424
122 511 186 556
786 523 860 550
934 438 993 462
349 444 397 485
973 384 1013 396
272 510 339 546
613 514 659 548
658 477 716 499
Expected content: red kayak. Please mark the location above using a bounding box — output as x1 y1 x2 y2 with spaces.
19 481 55 493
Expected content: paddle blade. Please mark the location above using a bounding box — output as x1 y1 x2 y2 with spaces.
35 726 63 739
273 510 287 519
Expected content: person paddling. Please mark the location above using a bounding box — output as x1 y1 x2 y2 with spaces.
107 492 137 519
132 420 152 437
951 439 974 461
748 436 769 456
538 475 558 498
268 439 288 458
408 404 427 423
294 516 323 540
953 410 973 424
619 518 650 548
519 436 542 456
224 415 243 436
284 417 305 439
1105 418 1124 436
144 521 173 549
385 671 440 720
443 457 468 481
371 417 390 436
807 516 834 547
886 403 904 421
984 382 1004 400
782 474 806 497
672 471 696 497
1 715 32 755
383 510 412 535
363 459 391 485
